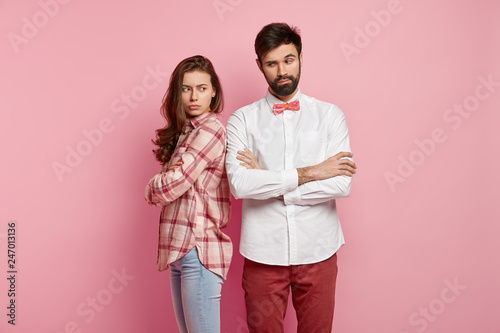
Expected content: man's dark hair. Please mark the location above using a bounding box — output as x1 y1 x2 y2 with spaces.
254 23 302 64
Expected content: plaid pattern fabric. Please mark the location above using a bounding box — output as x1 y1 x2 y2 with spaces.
145 112 232 279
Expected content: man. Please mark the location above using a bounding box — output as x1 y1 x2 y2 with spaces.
226 22 357 332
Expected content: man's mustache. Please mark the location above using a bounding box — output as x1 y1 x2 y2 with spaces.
274 75 295 83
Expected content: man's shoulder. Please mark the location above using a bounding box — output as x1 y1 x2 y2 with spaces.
301 93 343 115
228 97 267 121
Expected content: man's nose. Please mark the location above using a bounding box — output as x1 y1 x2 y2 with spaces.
277 63 287 77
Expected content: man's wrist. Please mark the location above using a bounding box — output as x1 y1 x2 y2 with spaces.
297 166 315 185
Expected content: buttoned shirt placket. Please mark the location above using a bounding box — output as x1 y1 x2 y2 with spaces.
282 109 298 264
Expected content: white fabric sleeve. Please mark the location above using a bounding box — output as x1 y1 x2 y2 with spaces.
284 107 353 206
226 111 298 200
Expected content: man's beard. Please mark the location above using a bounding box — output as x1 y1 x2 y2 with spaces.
266 68 301 97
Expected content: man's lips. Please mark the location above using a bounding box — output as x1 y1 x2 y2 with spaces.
278 79 291 85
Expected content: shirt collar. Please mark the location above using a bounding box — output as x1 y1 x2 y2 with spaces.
265 88 302 113
188 112 217 129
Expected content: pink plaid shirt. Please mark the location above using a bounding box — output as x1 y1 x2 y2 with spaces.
145 112 232 279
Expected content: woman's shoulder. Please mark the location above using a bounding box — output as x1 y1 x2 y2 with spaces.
193 114 226 143
199 113 226 132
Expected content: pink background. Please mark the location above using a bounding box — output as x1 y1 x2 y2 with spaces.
1 0 499 332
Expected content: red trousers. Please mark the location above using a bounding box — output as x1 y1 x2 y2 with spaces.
242 254 338 333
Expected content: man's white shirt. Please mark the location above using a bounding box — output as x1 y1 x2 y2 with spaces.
226 89 353 266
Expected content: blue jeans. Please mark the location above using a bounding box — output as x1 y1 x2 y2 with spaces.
170 247 223 333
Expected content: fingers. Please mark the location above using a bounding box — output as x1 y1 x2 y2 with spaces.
341 165 356 176
236 148 257 164
337 160 356 175
236 150 254 168
240 163 251 169
323 153 357 177
332 153 356 171
168 159 183 170
236 154 251 163
328 152 356 166
237 148 253 158
338 159 357 171
334 151 353 159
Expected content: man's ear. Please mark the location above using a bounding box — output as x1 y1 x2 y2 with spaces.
256 59 263 73
299 52 303 66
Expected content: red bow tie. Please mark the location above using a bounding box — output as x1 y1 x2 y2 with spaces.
273 100 300 115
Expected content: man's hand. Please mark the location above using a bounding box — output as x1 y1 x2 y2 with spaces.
238 149 287 201
298 152 356 185
237 148 262 170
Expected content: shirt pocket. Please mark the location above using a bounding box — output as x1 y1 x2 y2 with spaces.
299 131 326 164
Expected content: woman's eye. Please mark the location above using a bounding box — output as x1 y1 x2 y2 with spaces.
182 87 190 92
200 87 206 91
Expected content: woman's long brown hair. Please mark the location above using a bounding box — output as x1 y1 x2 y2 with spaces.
152 55 224 164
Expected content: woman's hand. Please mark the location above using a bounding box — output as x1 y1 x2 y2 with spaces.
168 159 184 170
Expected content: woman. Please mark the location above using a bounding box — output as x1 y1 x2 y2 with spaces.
145 55 232 333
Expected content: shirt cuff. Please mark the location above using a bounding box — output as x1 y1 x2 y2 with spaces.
280 169 299 195
283 186 301 205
